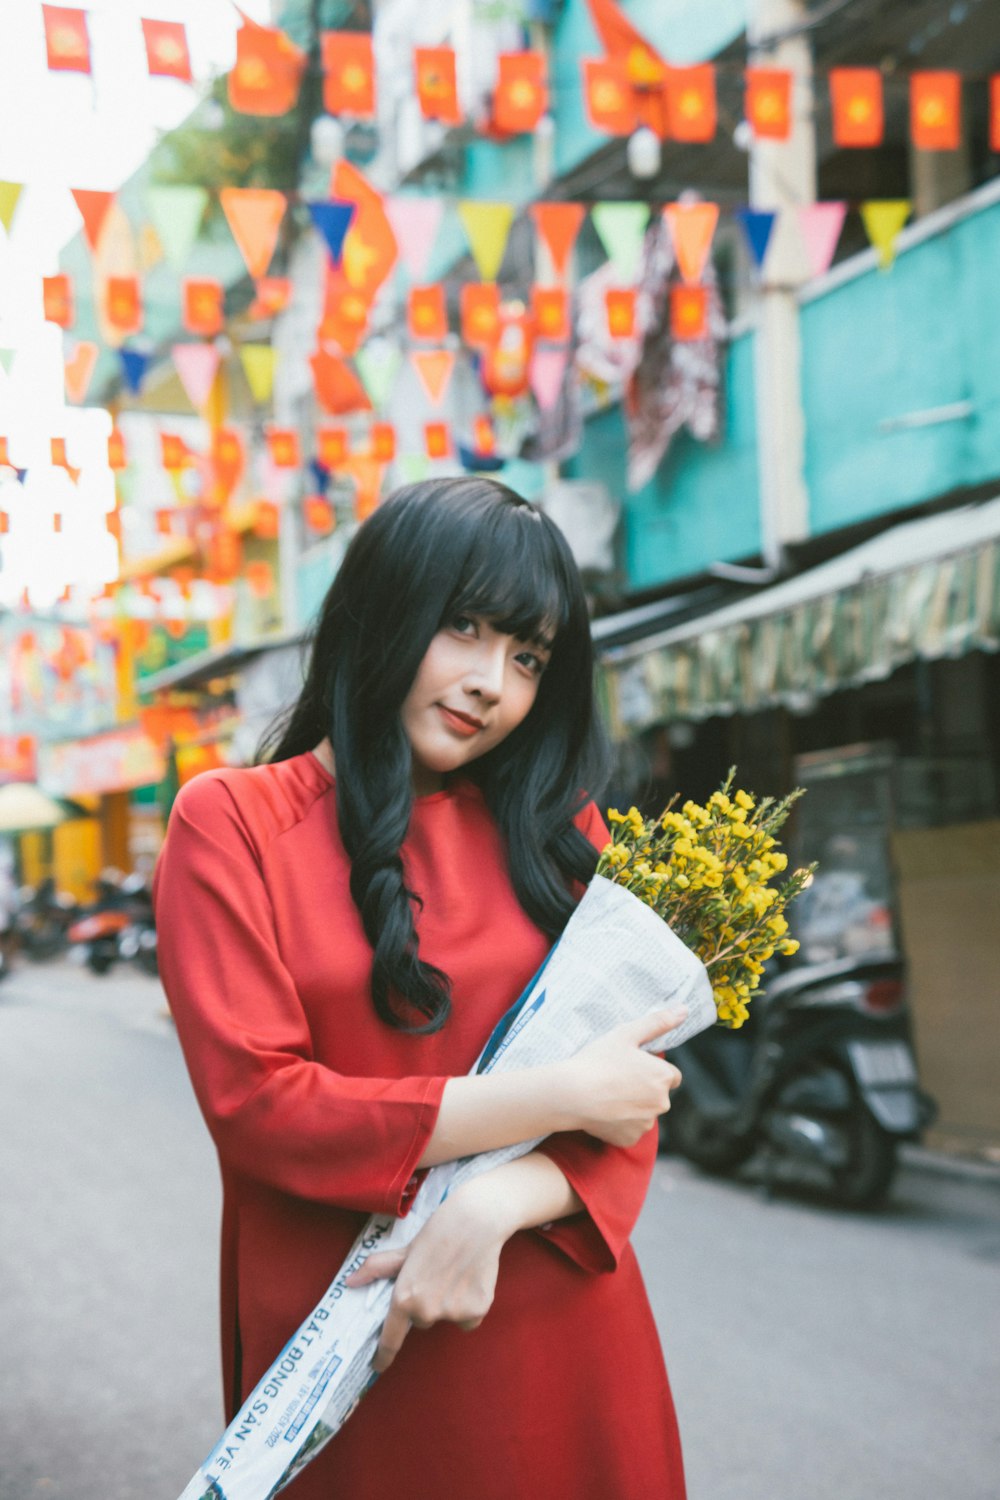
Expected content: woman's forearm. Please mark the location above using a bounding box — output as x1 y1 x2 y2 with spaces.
448 1151 585 1236
416 1066 577 1169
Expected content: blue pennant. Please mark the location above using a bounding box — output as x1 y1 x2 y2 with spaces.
119 348 151 395
309 458 330 495
735 208 778 271
307 200 356 265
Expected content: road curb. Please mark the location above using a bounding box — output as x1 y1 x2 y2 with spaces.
900 1144 1000 1184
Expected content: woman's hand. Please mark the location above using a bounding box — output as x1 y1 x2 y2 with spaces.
347 1178 511 1374
560 1008 685 1148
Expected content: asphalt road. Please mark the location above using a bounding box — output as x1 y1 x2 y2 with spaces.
1 958 997 1500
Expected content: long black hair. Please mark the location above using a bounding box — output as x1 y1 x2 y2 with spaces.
259 477 612 1033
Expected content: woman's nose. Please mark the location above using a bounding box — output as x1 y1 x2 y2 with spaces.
466 642 506 700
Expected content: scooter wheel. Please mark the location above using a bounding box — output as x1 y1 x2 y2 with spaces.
828 1095 898 1209
661 1092 757 1176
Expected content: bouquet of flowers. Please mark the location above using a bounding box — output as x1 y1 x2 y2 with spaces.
599 771 813 1028
178 773 811 1500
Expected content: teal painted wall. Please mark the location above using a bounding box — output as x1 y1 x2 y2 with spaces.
568 332 761 588
801 193 1000 533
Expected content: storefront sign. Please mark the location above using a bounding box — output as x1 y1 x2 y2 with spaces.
38 726 167 797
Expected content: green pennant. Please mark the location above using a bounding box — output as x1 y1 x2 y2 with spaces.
591 201 650 284
397 452 431 485
0 182 23 234
0 349 15 375
144 184 209 270
354 340 402 410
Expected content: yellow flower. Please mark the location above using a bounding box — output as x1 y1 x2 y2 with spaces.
780 938 800 956
731 821 751 839
735 789 755 811
682 800 710 827
607 809 626 824
732 866 748 891
709 790 732 813
766 914 788 936
674 874 690 889
766 851 788 872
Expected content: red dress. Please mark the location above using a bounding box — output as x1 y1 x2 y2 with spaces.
153 751 686 1500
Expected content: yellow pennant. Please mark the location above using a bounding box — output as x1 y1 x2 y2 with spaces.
457 201 515 282
239 343 278 405
0 181 23 234
860 200 911 270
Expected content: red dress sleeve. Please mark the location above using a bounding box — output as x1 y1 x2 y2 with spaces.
152 771 447 1218
534 796 660 1273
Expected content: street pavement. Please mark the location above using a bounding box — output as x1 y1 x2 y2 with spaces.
1 958 997 1500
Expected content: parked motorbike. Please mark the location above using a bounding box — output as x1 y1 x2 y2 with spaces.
662 954 936 1208
13 877 79 961
67 871 155 976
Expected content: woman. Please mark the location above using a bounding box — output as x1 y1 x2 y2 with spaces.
154 478 688 1499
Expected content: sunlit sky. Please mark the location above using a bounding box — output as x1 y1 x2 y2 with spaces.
0 0 271 608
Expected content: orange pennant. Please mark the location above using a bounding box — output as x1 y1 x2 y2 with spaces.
317 425 349 468
71 189 114 252
43 6 91 73
662 202 718 285
670 284 708 341
911 71 962 151
42 273 74 328
460 283 501 349
530 286 570 343
664 64 717 143
310 348 371 414
211 428 245 503
322 32 376 118
424 421 452 459
183 279 224 336
411 349 455 406
746 68 792 141
229 20 305 116
529 203 586 280
415 46 462 124
494 51 548 135
64 341 98 403
142 18 192 81
105 275 143 335
582 57 637 136
605 288 636 339
408 284 448 341
829 68 884 148
220 188 287 280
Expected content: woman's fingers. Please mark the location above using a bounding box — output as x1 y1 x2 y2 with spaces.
372 1301 412 1373
620 1006 688 1048
345 1248 407 1288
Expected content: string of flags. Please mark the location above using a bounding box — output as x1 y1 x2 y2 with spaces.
36 5 1000 154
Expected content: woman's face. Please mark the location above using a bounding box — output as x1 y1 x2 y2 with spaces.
400 611 553 795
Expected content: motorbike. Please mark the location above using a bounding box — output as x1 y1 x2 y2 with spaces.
661 953 936 1208
13 877 79 961
67 872 155 976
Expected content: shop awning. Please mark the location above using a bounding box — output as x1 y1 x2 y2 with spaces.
599 496 1000 739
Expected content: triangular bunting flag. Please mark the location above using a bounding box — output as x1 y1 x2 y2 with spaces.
172 343 221 412
0 182 23 234
220 187 287 280
0 349 15 376
529 349 568 413
529 203 586 279
735 208 778 271
411 349 455 407
64 341 98 403
457 202 515 282
308 200 356 265
239 343 278 404
119 348 151 395
385 196 444 281
71 189 114 253
797 202 847 278
860 200 911 270
662 202 719 285
590 201 649 284
144 185 208 269
355 341 402 409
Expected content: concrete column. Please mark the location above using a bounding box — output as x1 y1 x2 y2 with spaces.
748 0 816 569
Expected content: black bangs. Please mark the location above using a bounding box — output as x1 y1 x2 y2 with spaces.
443 504 569 647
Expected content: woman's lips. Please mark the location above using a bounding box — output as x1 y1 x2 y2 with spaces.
437 705 483 736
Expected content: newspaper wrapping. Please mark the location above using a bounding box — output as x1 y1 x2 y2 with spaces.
177 873 716 1500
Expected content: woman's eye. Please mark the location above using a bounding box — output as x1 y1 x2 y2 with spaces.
517 651 546 675
451 614 476 634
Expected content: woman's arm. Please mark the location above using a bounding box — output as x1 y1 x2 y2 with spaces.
347 1151 588 1372
416 1007 686 1166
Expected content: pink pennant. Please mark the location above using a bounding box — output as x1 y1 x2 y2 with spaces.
385 196 444 281
172 342 221 411
798 201 847 279
529 349 568 413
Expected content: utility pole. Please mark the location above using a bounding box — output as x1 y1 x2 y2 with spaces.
747 0 816 573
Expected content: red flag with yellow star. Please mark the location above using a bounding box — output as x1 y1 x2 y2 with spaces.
42 6 91 73
142 18 192 82
829 68 883 148
911 71 961 151
664 64 716 143
746 68 792 141
229 19 305 116
322 32 376 118
415 46 462 124
494 51 548 134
